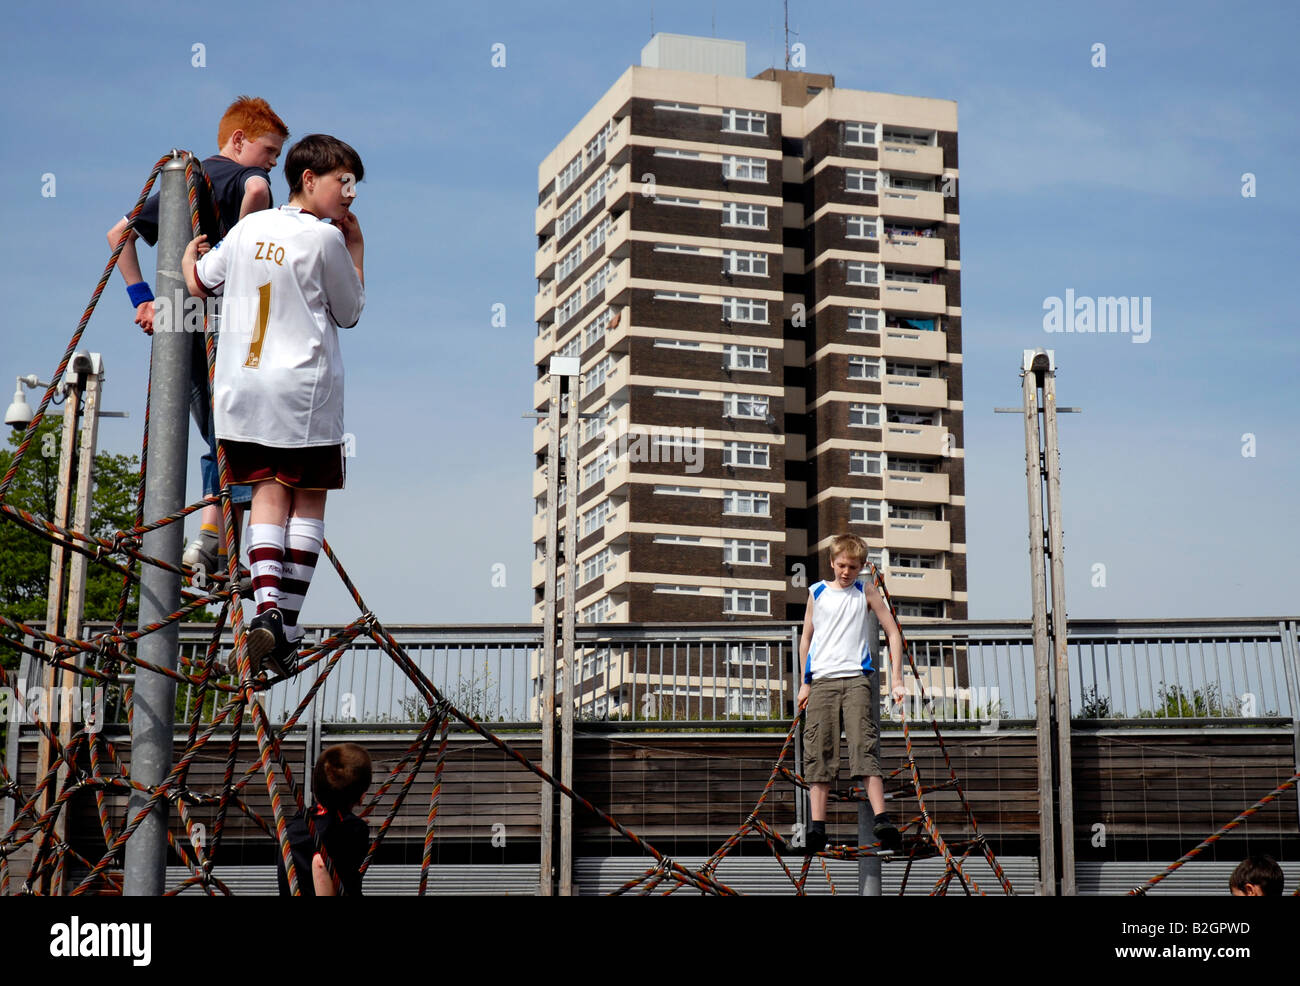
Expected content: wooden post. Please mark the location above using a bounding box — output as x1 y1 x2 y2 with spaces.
538 372 562 896
1042 367 1076 895
559 374 579 896
1021 360 1056 896
33 372 82 894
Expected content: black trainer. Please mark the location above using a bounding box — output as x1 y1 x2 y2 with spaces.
873 819 903 853
804 825 827 855
246 608 288 676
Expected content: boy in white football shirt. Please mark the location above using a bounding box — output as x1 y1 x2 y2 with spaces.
182 134 365 675
797 533 907 854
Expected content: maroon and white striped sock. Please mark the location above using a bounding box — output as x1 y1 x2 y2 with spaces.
247 523 285 615
280 517 324 643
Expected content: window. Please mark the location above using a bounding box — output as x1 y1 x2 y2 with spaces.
555 288 583 326
847 261 879 285
850 451 883 476
655 147 703 159
897 601 945 618
654 583 703 593
723 155 767 181
580 547 613 586
581 354 615 395
723 441 770 468
651 433 702 457
584 306 615 349
583 169 612 212
654 484 704 496
891 551 939 569
581 597 615 624
726 688 771 717
556 200 583 237
889 456 938 473
845 121 876 146
555 573 565 598
723 108 767 134
848 355 881 380
584 121 614 166
655 242 702 254
722 202 767 228
887 408 939 426
725 344 769 370
653 534 703 545
723 588 770 615
849 403 881 427
847 309 880 333
724 538 770 565
654 337 702 349
584 216 612 255
580 406 608 443
727 643 772 667
656 195 704 208
846 168 876 192
886 269 930 284
887 360 937 378
882 128 932 146
653 387 703 398
888 174 934 192
556 154 582 195
555 332 581 360
580 499 612 537
849 498 883 523
890 503 942 520
654 102 702 113
846 215 878 239
722 297 768 323
723 490 770 516
583 260 616 303
724 250 768 276
654 290 702 302
582 450 611 489
724 393 769 419
556 242 583 280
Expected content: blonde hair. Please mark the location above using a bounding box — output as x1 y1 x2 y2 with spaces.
828 534 867 565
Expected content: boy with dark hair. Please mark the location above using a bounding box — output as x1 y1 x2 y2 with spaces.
797 533 907 855
183 134 365 675
107 96 291 577
1229 854 1285 896
276 743 372 896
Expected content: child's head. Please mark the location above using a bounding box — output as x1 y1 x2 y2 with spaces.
828 533 867 586
284 135 365 221
313 743 372 812
1229 855 1284 896
217 96 289 171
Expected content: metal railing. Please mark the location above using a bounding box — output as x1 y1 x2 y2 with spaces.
8 618 1300 728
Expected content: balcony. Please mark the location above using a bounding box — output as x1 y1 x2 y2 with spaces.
534 283 556 323
881 280 946 314
882 374 947 408
879 142 944 174
885 518 951 552
882 564 951 599
879 233 945 267
882 423 949 457
884 470 949 504
879 187 944 222
535 238 556 279
535 199 556 238
882 327 948 362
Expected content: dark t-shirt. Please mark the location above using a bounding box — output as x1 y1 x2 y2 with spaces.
131 155 273 246
275 803 369 896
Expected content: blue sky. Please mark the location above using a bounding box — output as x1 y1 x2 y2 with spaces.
1 0 1296 625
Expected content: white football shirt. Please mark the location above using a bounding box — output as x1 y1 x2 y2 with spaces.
804 579 874 682
195 205 364 448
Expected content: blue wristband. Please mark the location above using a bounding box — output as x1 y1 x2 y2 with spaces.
127 282 154 307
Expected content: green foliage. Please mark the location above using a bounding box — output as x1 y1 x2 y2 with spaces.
399 667 502 723
1138 683 1239 719
1079 685 1113 719
0 415 144 671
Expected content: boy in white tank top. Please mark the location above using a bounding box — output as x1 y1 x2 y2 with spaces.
797 534 907 854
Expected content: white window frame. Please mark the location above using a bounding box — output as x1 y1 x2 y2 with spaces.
723 490 770 516
848 355 881 380
724 250 768 276
845 168 877 192
723 588 770 615
849 402 882 427
723 393 769 419
722 202 767 228
845 121 877 146
723 441 770 468
847 309 880 333
847 261 880 286
723 155 768 181
722 297 768 324
846 215 878 240
724 344 769 371
724 538 770 565
849 451 884 476
722 108 767 134
849 498 883 524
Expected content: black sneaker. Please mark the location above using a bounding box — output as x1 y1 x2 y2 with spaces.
246 608 288 676
266 629 300 679
804 826 827 855
873 819 903 853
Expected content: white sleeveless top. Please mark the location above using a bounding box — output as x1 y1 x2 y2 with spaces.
804 579 874 682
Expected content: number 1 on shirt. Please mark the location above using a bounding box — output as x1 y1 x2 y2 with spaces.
244 281 272 368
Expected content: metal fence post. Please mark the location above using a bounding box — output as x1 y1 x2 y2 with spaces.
860 608 882 895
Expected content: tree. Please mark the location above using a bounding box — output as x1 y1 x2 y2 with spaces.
0 416 144 671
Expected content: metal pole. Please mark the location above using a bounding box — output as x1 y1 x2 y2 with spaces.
1278 620 1300 831
538 371 562 896
1042 368 1076 895
124 156 193 896
1022 360 1056 896
859 607 882 895
791 623 806 845
559 373 578 895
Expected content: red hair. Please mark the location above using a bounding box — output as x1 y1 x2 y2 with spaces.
217 96 289 147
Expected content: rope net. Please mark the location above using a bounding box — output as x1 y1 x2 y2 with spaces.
0 156 1269 897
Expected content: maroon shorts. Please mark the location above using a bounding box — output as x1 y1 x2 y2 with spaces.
220 440 346 491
